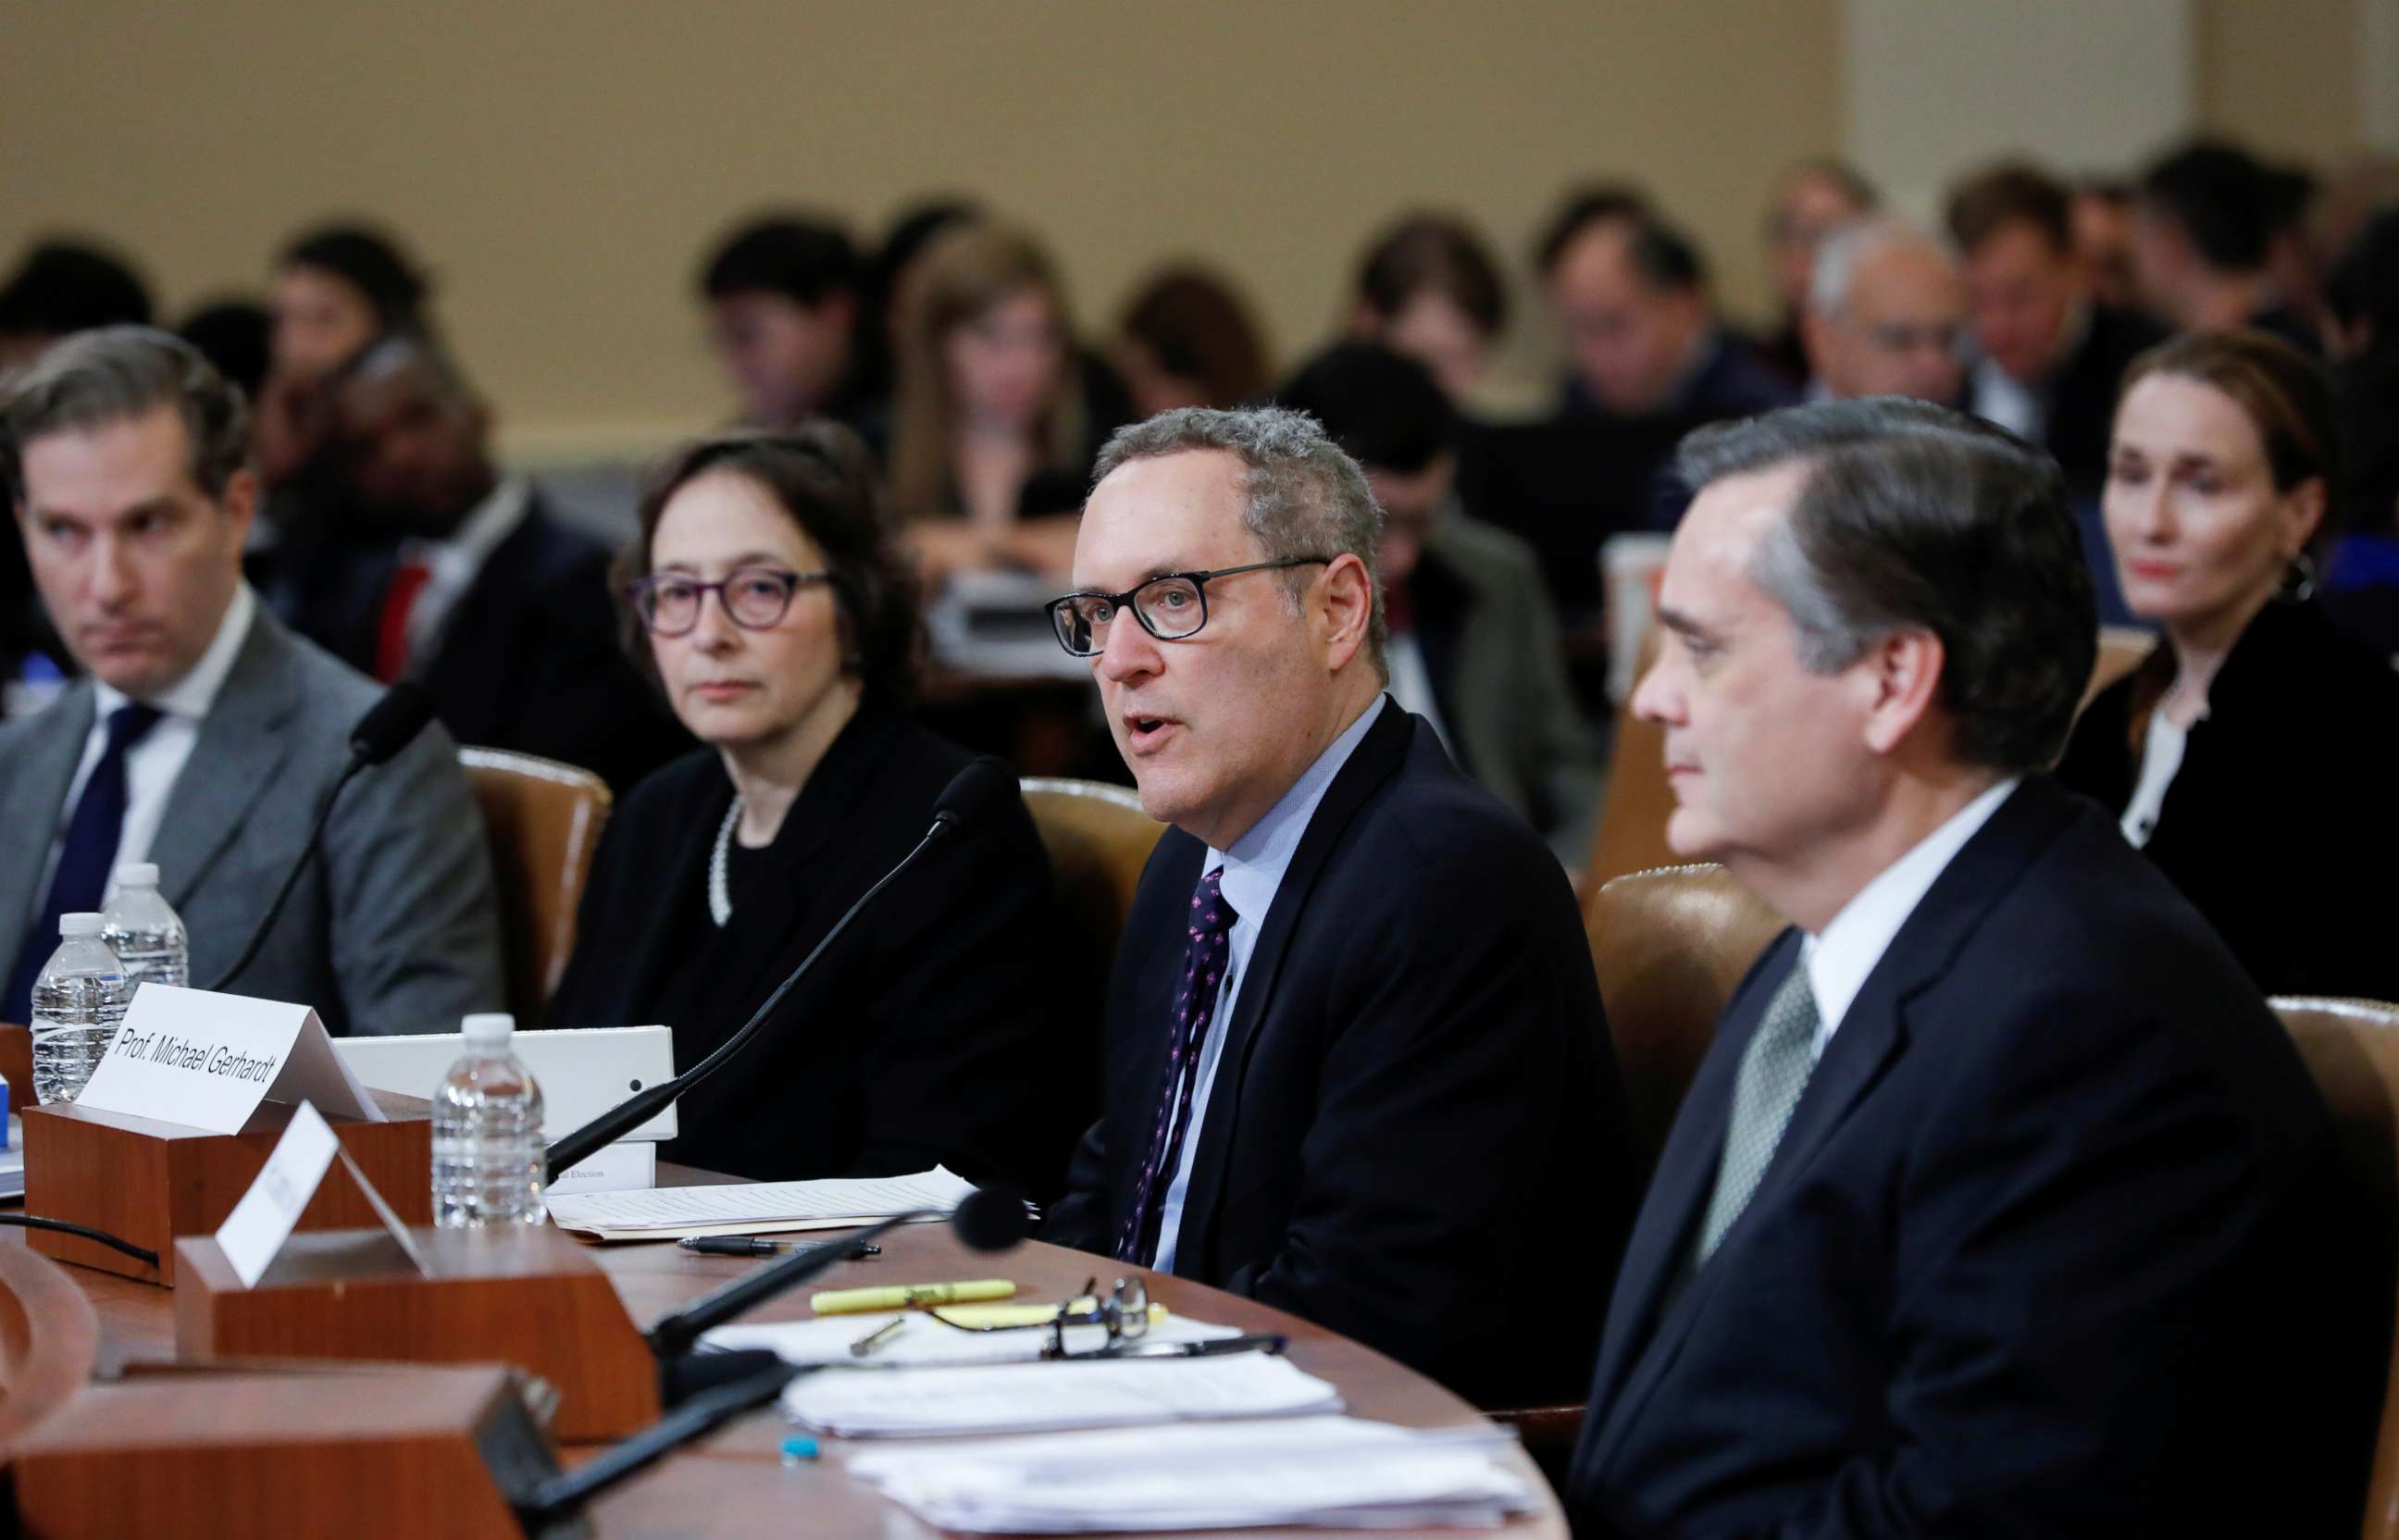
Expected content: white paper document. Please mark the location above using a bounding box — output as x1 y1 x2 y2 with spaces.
542 1165 979 1240
781 1351 1343 1438
844 1416 1533 1532
702 1310 1243 1369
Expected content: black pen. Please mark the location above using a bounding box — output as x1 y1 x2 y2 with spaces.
677 1236 881 1259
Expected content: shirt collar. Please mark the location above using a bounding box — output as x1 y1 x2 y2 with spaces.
404 476 529 581
93 581 256 723
1803 776 2021 1041
1205 694 1386 924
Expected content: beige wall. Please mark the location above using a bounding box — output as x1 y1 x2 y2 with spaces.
0 1 1842 458
2196 0 2365 167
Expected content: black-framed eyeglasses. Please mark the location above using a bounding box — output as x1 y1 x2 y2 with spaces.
1044 557 1332 657
625 567 832 637
921 1274 1152 1359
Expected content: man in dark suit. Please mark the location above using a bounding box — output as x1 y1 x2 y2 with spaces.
1568 399 2377 1535
2132 140 2323 354
302 334 688 792
1039 405 1632 1405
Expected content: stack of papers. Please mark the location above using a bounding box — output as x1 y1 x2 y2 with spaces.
845 1416 1533 1532
782 1351 1343 1437
703 1309 1243 1368
543 1165 979 1241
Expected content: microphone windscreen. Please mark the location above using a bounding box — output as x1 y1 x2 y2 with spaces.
951 1186 1031 1253
931 755 1017 838
348 681 437 765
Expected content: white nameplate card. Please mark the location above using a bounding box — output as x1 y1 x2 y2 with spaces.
77 985 384 1135
214 1100 427 1288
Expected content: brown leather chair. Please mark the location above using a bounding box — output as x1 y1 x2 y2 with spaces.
2273 996 2399 1539
1587 863 1784 1178
458 748 614 1023
1020 777 1164 995
2087 625 2155 706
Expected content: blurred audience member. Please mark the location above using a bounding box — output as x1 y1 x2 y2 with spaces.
868 196 983 381
698 214 878 446
2261 162 2326 336
2072 179 2142 312
889 224 1129 583
2057 330 2399 999
300 334 690 791
2132 141 2318 352
177 299 274 404
258 223 433 490
1113 265 1272 416
1946 162 2166 491
0 239 154 369
1280 342 1598 854
1759 159 1878 383
1803 216 1968 404
1349 213 1509 403
2319 208 2399 653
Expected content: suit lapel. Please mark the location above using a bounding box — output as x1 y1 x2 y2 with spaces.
0 686 97 938
1173 700 1412 1269
148 612 301 912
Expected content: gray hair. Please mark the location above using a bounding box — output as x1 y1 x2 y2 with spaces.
1676 398 2095 773
1809 215 1956 322
1091 405 1386 679
1 325 250 505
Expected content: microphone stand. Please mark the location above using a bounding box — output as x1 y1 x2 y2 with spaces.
542 818 953 1183
201 756 367 992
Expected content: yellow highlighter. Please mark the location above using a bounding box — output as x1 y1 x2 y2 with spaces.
811 1279 1018 1315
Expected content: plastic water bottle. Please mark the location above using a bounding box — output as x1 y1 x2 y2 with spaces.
29 913 131 1105
430 1012 547 1227
103 862 189 994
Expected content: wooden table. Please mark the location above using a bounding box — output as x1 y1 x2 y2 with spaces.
4 1197 1567 1539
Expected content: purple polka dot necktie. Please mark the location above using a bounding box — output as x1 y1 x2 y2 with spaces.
1115 866 1239 1264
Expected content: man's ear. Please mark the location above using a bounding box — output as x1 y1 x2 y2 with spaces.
1858 627 1945 756
1317 552 1376 671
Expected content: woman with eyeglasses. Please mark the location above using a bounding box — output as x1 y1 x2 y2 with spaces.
546 425 1074 1195
2055 329 2399 999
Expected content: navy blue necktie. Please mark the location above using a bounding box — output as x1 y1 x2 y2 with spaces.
1116 867 1238 1264
5 702 164 1023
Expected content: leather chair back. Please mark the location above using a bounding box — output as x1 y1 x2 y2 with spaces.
2274 996 2399 1540
459 749 613 1022
1587 863 1784 1175
1021 777 1165 1000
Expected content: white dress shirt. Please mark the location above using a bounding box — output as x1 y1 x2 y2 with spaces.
2119 706 2194 850
395 477 530 667
1150 694 1386 1273
43 583 257 905
1800 776 2021 1058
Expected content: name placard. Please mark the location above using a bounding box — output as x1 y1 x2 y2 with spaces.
77 985 385 1135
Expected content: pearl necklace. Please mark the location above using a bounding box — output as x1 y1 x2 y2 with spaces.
708 797 742 927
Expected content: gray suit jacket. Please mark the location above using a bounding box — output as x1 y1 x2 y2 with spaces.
0 606 503 1036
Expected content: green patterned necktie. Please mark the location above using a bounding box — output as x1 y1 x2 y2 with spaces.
1693 960 1821 1266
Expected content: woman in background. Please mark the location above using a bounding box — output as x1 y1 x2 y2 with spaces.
1113 265 1272 416
888 224 1127 584
548 424 1073 1195
1348 212 1508 405
2056 329 2399 999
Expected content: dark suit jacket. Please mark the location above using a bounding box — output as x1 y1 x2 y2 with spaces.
545 697 1080 1198
1568 776 2376 1538
2056 598 2399 1000
1042 700 1635 1405
2041 304 2168 495
273 490 689 794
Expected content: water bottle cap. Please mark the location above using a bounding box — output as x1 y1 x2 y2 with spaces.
115 862 160 888
461 1012 515 1044
59 913 105 938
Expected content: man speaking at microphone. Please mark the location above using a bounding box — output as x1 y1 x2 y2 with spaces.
1040 406 1634 1404
0 327 500 1035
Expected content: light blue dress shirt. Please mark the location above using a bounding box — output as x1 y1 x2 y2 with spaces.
1150 695 1388 1273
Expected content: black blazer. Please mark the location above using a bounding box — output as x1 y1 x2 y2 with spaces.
1568 776 2376 1537
1042 700 1635 1405
545 698 1079 1197
2044 304 2168 495
2056 598 2399 1000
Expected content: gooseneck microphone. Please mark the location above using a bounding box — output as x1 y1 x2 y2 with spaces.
203 682 437 993
541 755 1018 1183
516 1189 1030 1524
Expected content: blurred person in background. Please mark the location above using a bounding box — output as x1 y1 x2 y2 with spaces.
255 223 433 491
889 224 1129 584
1803 216 1969 405
2057 330 2399 1000
1758 158 1878 384
2318 207 2399 654
866 196 983 390
697 213 880 449
177 299 274 406
2132 141 2319 354
2072 179 2143 312
0 240 155 370
1112 265 1272 416
1348 212 1509 404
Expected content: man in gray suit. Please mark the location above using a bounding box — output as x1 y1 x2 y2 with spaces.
1 327 501 1036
